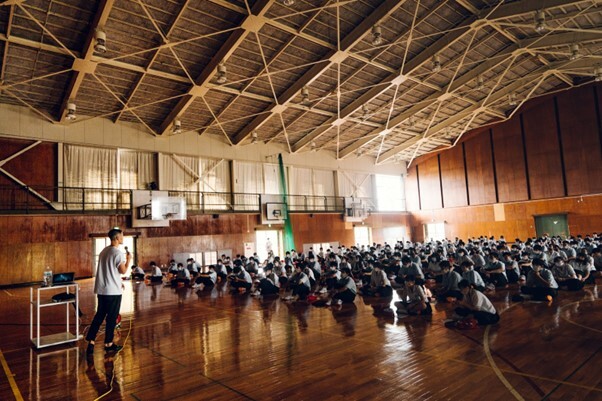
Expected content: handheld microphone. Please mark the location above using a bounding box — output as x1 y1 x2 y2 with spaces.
125 246 130 255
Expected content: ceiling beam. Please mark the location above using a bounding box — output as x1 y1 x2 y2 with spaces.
157 0 275 135
338 29 599 158
377 57 596 163
230 0 405 145
0 5 14 83
291 0 591 153
113 0 192 123
57 0 116 122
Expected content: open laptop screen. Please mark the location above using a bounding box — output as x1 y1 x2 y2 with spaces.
52 272 75 285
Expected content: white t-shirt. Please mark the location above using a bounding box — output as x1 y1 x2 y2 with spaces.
466 289 496 314
94 246 124 296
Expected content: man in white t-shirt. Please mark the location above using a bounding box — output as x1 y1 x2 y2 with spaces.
86 227 130 354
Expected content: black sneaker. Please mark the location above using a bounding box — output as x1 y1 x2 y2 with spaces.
86 343 95 355
104 344 123 353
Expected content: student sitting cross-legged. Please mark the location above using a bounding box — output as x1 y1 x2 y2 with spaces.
147 261 164 283
229 264 253 293
326 267 357 306
286 263 311 301
460 260 486 292
515 258 558 302
436 260 463 302
452 279 499 326
193 265 217 290
256 264 280 296
395 275 432 316
359 263 393 298
551 256 584 291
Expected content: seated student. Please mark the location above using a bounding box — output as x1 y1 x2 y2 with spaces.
360 259 374 286
395 256 424 285
229 265 253 293
148 261 164 283
452 280 500 326
322 262 341 291
193 265 217 290
327 267 357 306
214 261 228 283
286 264 311 301
436 261 463 302
482 252 508 289
395 275 432 316
256 264 280 296
502 252 521 284
360 263 393 297
168 260 178 275
570 252 595 284
308 255 322 282
551 256 584 291
461 260 486 292
516 258 559 302
246 257 259 276
426 254 443 282
186 258 199 278
303 263 316 288
131 265 145 281
171 263 191 287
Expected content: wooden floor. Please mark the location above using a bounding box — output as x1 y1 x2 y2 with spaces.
0 279 601 401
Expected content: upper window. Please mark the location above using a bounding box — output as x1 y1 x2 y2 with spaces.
374 174 405 212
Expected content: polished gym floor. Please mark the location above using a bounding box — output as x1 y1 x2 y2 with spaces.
0 279 600 400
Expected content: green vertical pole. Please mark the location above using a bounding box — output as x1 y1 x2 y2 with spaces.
278 154 295 251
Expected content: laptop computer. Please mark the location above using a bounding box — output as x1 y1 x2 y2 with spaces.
52 272 75 286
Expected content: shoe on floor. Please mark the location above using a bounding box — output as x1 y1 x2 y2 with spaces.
104 344 123 353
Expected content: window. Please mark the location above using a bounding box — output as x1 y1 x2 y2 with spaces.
424 222 445 241
374 174 405 211
354 226 371 247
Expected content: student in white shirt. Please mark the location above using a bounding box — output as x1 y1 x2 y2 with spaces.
453 279 499 326
461 261 485 292
327 267 357 305
193 265 217 290
171 263 191 287
257 264 280 296
131 265 145 281
147 261 164 283
551 257 583 291
360 263 392 297
396 275 431 316
517 258 558 302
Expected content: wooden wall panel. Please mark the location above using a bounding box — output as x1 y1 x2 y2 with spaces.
557 86 602 195
408 194 602 242
439 145 467 207
522 100 564 199
418 156 442 210
492 117 529 202
464 132 496 205
405 165 420 211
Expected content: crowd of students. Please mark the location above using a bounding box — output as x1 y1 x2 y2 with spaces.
132 233 601 328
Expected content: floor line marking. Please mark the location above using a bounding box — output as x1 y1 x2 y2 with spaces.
558 299 602 334
0 348 23 401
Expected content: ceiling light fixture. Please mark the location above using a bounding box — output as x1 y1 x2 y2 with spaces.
595 66 602 82
362 104 370 119
508 93 518 107
94 29 107 54
534 10 546 33
371 25 383 46
173 119 182 134
216 63 227 84
432 55 442 73
281 0 294 6
66 101 77 121
252 131 258 144
569 43 580 60
476 75 484 90
301 86 310 105
311 141 317 152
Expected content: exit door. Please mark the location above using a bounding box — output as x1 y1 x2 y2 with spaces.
534 214 569 238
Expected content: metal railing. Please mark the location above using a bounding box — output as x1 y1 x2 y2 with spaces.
0 185 376 215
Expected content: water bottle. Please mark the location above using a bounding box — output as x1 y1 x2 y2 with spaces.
43 266 53 287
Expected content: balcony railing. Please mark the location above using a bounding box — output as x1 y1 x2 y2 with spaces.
0 185 375 215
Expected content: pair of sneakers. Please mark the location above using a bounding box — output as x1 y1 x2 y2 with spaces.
325 299 342 306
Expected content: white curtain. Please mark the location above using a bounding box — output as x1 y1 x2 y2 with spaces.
263 163 281 195
288 167 335 210
199 158 230 210
159 154 200 209
233 161 262 210
337 170 373 199
64 145 118 210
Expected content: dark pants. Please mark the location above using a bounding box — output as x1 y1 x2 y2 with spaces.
325 277 338 290
486 272 508 287
360 285 393 298
333 289 356 303
279 276 288 287
230 281 252 291
86 295 122 345
195 276 215 287
150 276 163 283
217 272 228 282
171 278 190 288
438 289 463 302
259 279 279 295
520 286 558 301
455 307 499 325
292 284 310 300
132 273 145 281
558 278 584 291
506 270 519 284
